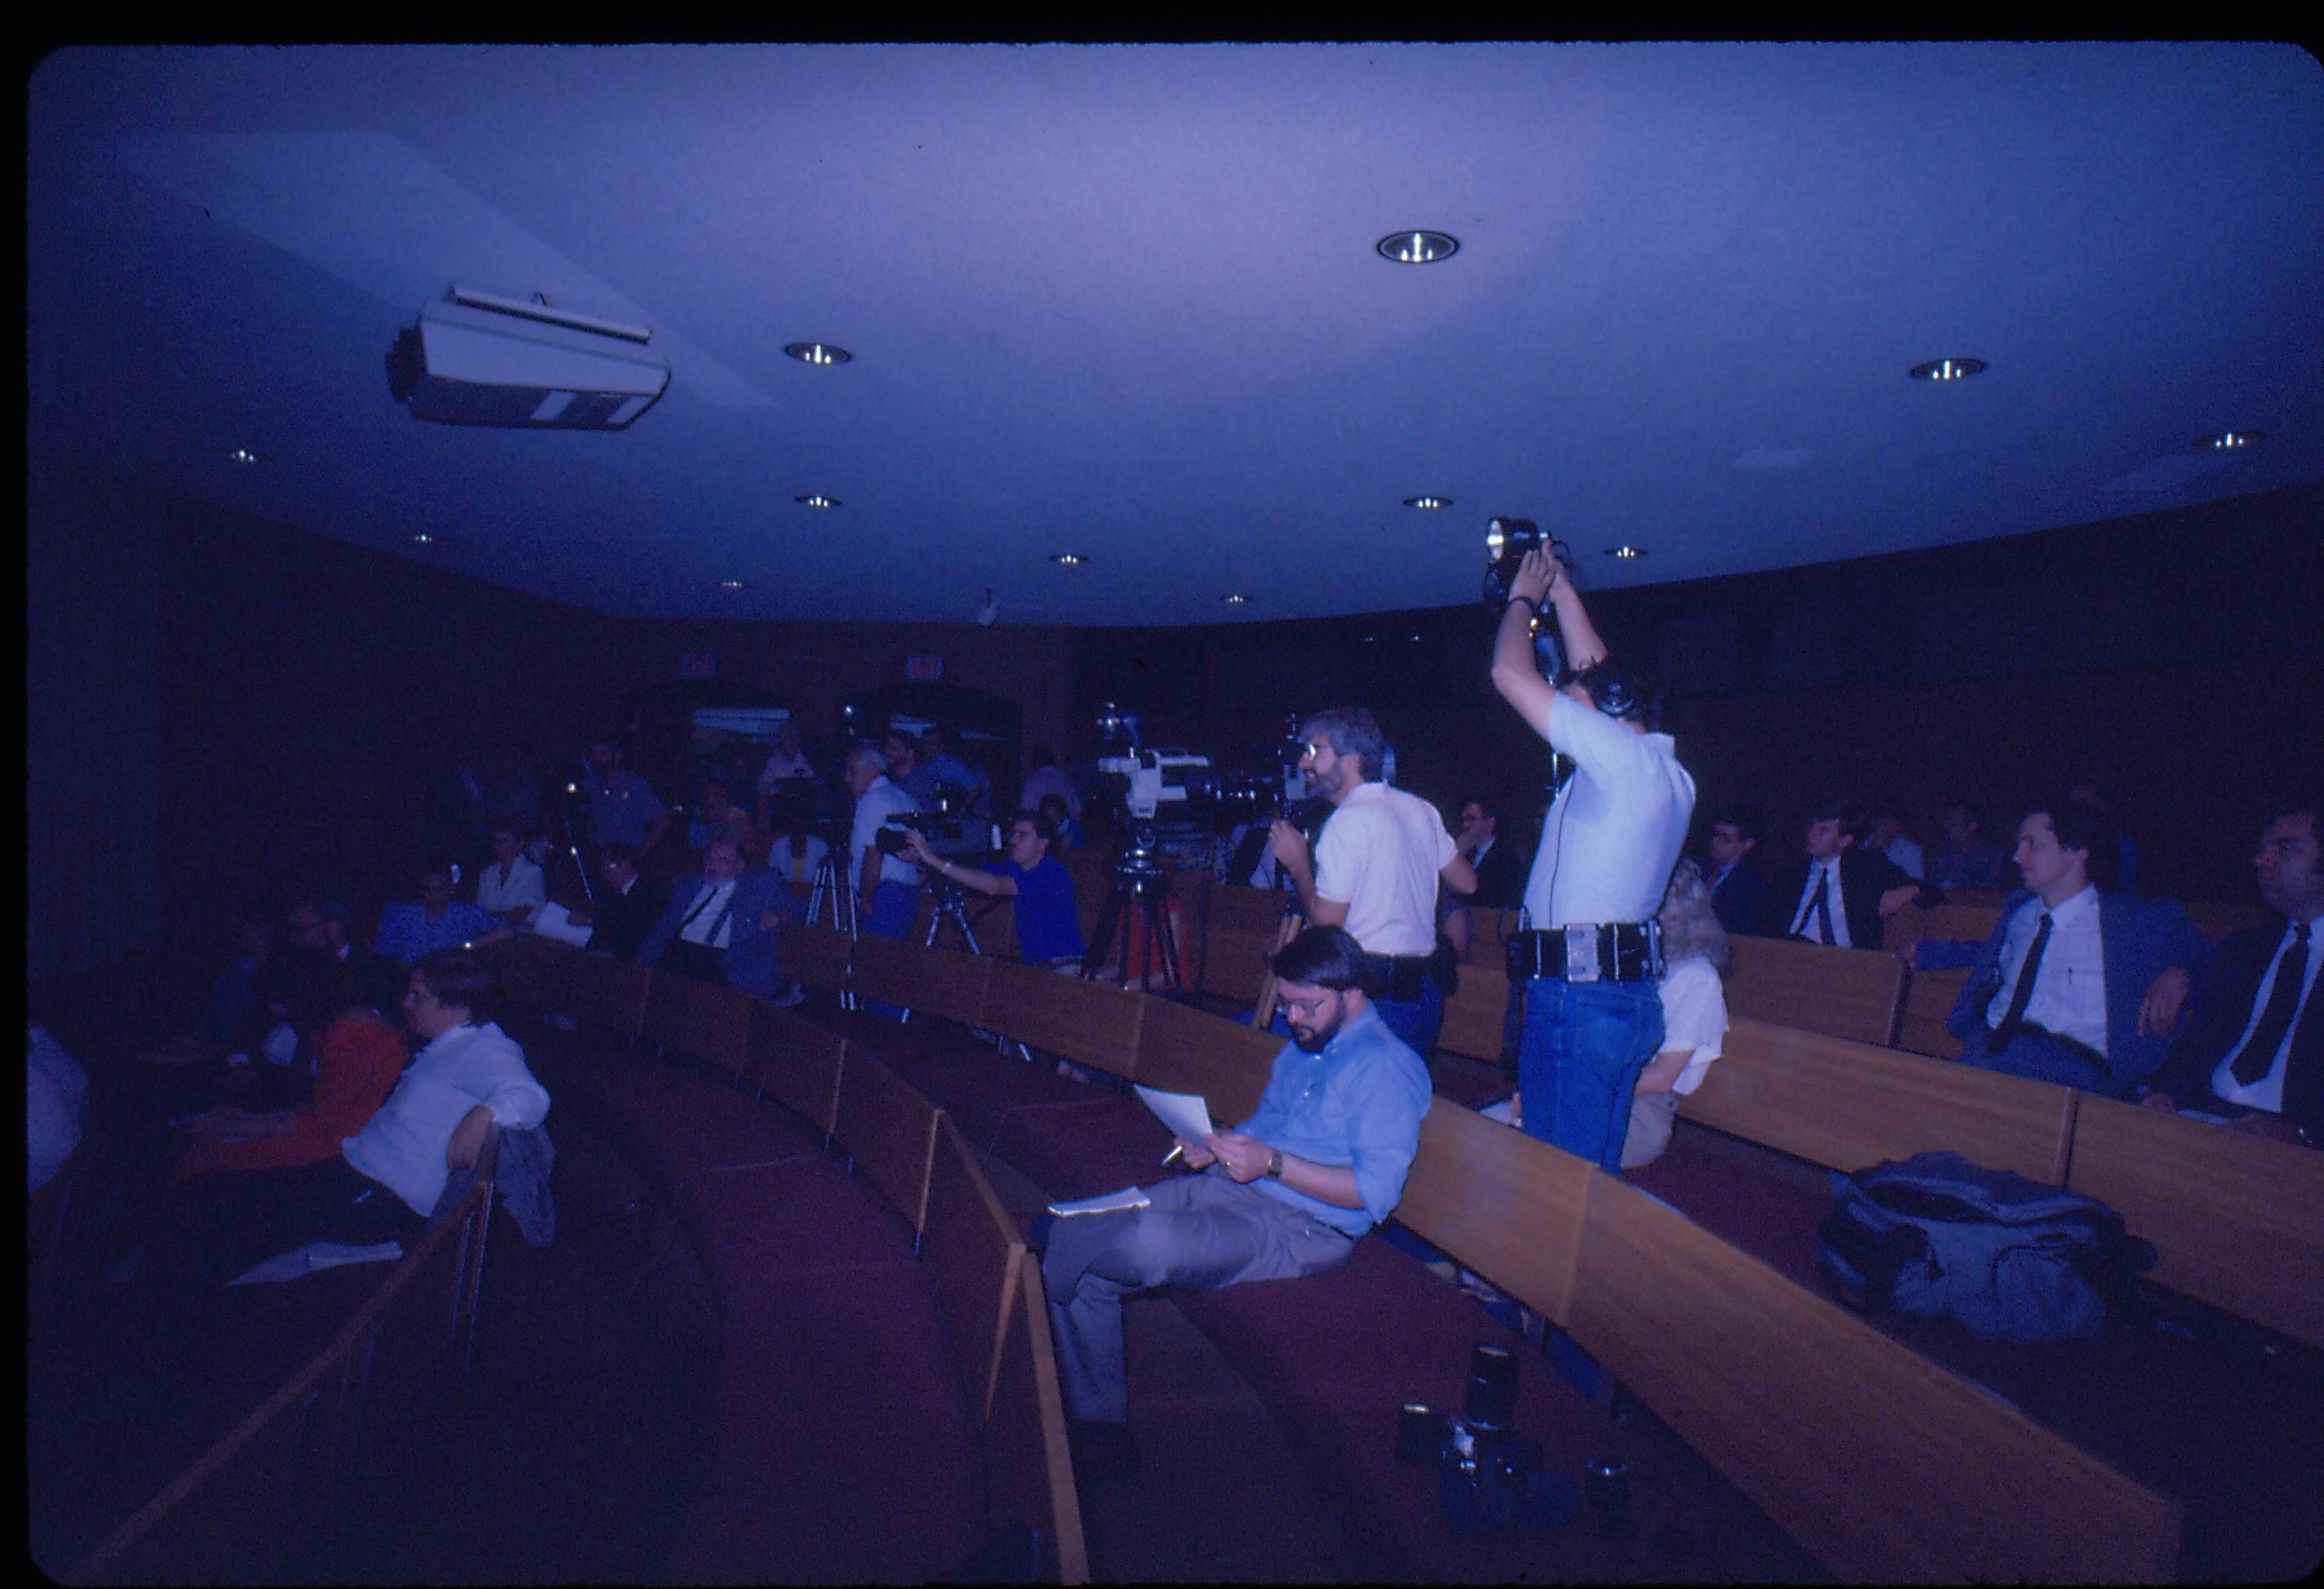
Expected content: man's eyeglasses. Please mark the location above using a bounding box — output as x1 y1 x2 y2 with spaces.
1299 743 1324 761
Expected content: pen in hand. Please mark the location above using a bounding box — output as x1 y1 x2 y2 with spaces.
1160 1143 1186 1170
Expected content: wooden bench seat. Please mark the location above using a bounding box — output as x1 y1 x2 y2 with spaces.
1724 935 1907 1047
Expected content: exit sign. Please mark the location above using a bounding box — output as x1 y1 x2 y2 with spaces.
906 654 943 682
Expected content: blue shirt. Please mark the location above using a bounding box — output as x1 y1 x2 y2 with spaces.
586 767 666 846
996 854 1083 962
374 899 501 965
1236 1002 1430 1237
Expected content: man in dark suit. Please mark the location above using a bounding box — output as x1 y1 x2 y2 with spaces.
1702 803 1772 936
1937 796 2208 1098
2140 797 2322 1146
1768 801 1927 948
637 837 803 997
1454 795 1527 910
565 843 668 962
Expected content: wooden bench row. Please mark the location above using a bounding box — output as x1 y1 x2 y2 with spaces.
63 1150 502 1585
769 925 2193 1580
484 936 1089 1585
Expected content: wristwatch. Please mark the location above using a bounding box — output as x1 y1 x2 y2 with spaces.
1265 1147 1284 1178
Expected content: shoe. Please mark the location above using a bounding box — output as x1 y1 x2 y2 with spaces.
1068 1419 1141 1482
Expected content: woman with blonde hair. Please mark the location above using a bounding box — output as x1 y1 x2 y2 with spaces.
1620 856 1732 1168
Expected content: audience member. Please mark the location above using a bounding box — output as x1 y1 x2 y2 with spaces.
2140 795 2321 1145
1702 803 1772 936
582 738 672 860
1934 796 2207 1096
1454 794 1526 909
285 899 407 1012
473 822 548 926
765 808 832 888
1490 547 1694 1172
1265 707 1475 1057
754 718 815 812
1041 926 1428 1479
916 728 990 816
879 730 921 804
1868 798 1925 881
1038 792 1083 851
142 950 549 1291
637 835 802 998
563 843 668 961
200 905 277 1044
1929 799 2009 891
904 811 1084 968
28 1023 88 1194
694 778 756 858
1020 745 1083 823
373 864 509 964
1768 802 1925 948
844 741 923 940
174 952 406 1180
1621 860 1732 1168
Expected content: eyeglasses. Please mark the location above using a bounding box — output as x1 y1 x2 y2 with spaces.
1299 743 1324 761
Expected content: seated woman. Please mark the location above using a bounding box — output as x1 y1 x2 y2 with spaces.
689 778 757 860
1490 859 1731 1170
173 951 408 1182
473 822 548 927
1620 859 1733 1170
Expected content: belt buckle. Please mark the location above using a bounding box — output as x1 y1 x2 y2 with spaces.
1562 923 1603 983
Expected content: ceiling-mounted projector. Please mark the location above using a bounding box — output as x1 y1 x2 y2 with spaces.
387 285 670 429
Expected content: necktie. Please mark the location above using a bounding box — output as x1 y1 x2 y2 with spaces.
2229 923 2310 1086
1989 910 2053 1051
1801 867 1836 945
679 883 731 943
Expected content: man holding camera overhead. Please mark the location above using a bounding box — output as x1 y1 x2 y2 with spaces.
1491 544 1695 1171
1266 707 1476 1059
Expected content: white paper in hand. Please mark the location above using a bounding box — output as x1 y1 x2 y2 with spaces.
530 901 595 946
1134 1084 1215 1145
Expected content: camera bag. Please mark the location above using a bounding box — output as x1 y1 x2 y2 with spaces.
1813 1150 2155 1343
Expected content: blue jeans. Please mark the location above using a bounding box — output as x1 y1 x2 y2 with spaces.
1517 978 1664 1173
862 880 920 1018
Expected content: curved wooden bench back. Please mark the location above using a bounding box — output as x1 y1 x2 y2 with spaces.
1393 1103 1588 1326
746 1002 845 1136
1130 995 1277 1125
854 935 993 1028
777 923 853 992
1725 935 1907 1046
1566 1172 2180 1583
984 1259 1090 1586
983 961 1145 1079
1435 960 1511 1064
921 1117 1027 1421
2066 1094 2324 1351
642 972 758 1075
832 1048 941 1234
1680 1017 2077 1184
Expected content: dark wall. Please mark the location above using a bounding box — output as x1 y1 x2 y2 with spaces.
152 495 637 945
1072 484 2324 903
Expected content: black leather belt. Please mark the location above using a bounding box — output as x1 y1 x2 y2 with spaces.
1363 952 1440 1003
1507 922 1664 984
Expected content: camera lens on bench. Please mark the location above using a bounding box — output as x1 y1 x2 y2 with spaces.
1465 1341 1519 1430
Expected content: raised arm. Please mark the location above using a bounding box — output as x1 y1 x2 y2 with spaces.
1491 548 1598 736
905 829 1014 896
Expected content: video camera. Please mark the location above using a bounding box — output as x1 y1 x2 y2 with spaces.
1481 515 1576 680
874 796 1003 863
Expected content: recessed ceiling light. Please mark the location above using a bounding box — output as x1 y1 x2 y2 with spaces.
795 493 840 508
1907 357 1987 381
1403 495 1452 509
717 577 752 590
784 342 851 366
1377 230 1458 264
1220 593 1248 606
222 447 264 463
1049 552 1087 566
2197 430 2264 451
410 533 436 545
1604 545 1647 559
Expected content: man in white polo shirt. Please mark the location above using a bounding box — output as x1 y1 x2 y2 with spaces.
1490 546 1695 1171
1267 706 1475 1058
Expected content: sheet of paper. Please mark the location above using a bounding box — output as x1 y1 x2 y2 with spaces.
1045 1186 1152 1217
528 901 595 946
1134 1084 1215 1144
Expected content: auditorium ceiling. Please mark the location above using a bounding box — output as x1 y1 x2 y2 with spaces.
26 43 2324 624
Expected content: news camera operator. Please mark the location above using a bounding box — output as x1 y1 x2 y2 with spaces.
1265 708 1475 1058
842 741 923 939
901 810 1086 970
1491 545 1695 1172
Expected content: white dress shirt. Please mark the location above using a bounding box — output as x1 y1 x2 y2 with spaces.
768 833 830 885
1787 859 1852 948
1985 885 2108 1054
2207 910 2323 1112
476 855 548 918
341 1019 550 1218
1312 780 1457 957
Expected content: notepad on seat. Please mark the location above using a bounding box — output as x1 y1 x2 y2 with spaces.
1045 1186 1151 1217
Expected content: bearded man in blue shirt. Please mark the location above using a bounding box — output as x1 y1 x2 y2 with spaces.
1041 925 1430 1480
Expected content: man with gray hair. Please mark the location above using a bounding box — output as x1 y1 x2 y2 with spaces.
843 740 923 939
1265 706 1475 1058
